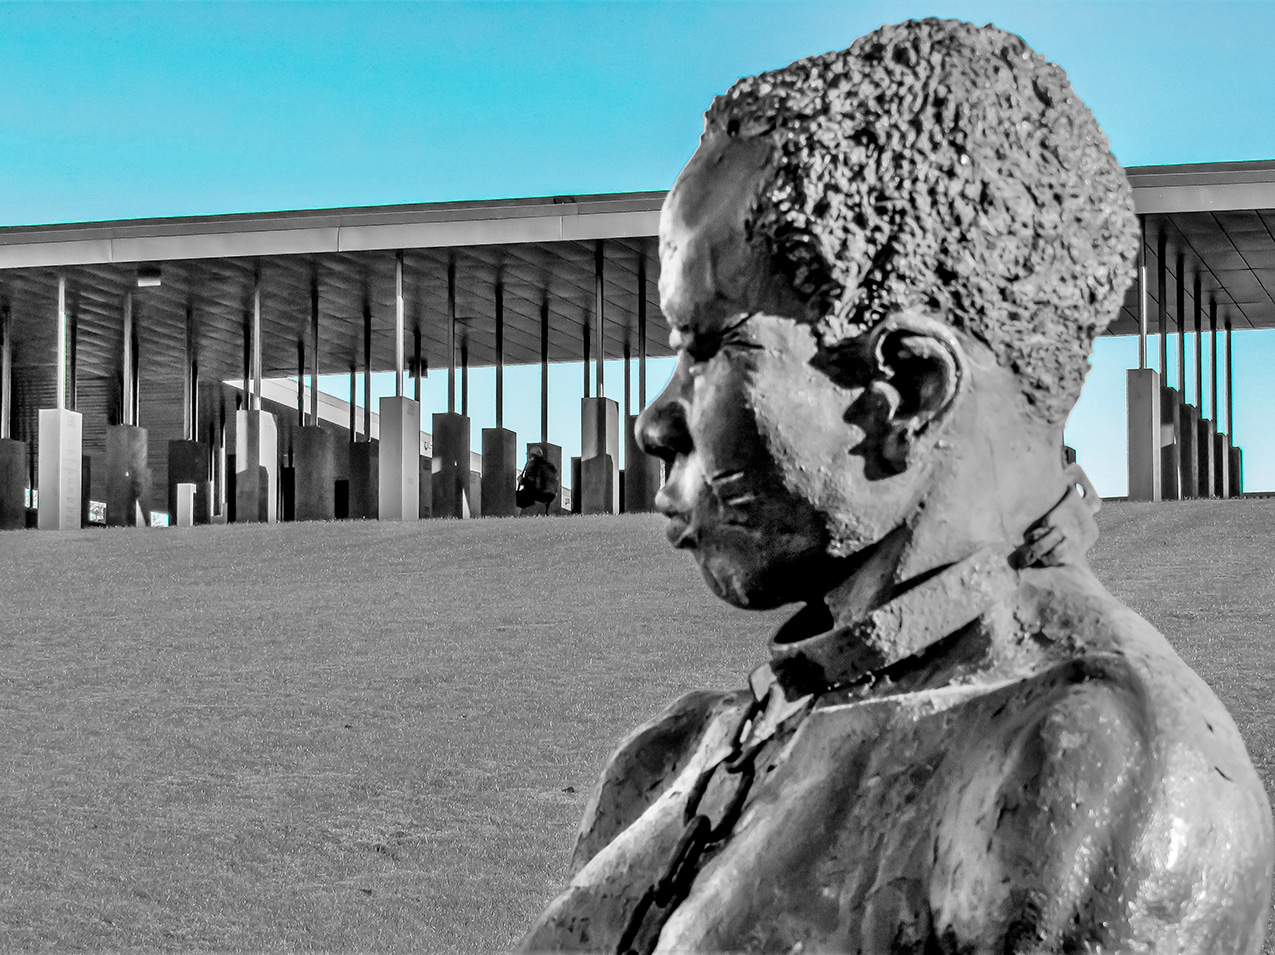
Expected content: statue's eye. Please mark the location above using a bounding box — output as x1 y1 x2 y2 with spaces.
686 334 721 364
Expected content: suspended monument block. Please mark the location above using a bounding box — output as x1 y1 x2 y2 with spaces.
348 440 379 520
235 408 278 523
106 423 148 527
431 412 472 519
0 438 25 530
581 397 620 514
481 427 517 518
38 409 83 531
293 425 336 521
378 396 419 521
1126 368 1161 502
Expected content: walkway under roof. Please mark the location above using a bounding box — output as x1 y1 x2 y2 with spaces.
2 160 1275 424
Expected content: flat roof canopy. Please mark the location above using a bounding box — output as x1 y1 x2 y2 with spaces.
3 160 1275 411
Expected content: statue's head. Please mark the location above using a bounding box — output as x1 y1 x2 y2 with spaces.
637 18 1138 610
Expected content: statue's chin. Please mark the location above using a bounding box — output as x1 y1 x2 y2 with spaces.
695 553 791 612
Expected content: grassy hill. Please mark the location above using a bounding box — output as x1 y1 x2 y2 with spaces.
1 501 1271 953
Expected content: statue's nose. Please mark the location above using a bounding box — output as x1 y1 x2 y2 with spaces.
636 389 691 463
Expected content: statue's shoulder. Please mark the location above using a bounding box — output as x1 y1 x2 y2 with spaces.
932 576 1273 951
569 687 750 874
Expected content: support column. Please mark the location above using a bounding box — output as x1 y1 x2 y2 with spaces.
594 241 605 400
447 258 456 414
362 299 371 442
107 291 147 524
480 279 516 518
1175 255 1197 497
495 278 504 429
1126 367 1161 502
582 315 591 398
431 411 472 518
1137 217 1148 370
626 248 660 512
395 252 405 399
1210 301 1225 498
38 275 83 530
1156 233 1179 500
460 335 469 417
310 271 320 425
348 365 357 440
540 298 549 443
252 274 262 411
1225 317 1236 497
0 303 24 530
184 304 196 440
379 252 420 521
1196 283 1213 498
296 339 305 427
414 326 423 404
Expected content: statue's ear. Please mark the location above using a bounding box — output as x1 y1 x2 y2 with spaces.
850 310 966 475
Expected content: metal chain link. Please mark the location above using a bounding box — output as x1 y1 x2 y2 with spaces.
617 679 813 955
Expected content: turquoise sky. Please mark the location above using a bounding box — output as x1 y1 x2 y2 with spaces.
4 1 1274 494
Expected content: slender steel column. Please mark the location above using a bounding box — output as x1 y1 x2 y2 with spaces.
495 279 504 429
310 271 320 424
362 299 371 442
1156 232 1167 382
582 317 591 398
447 258 456 414
241 309 250 413
251 274 262 412
123 291 135 426
461 335 469 417
296 339 305 427
1137 218 1148 369
1176 252 1185 395
349 365 357 441
638 251 647 409
131 316 140 425
185 303 196 439
595 241 605 397
540 297 549 443
0 303 10 439
1225 317 1234 440
69 301 78 413
55 275 67 411
413 325 422 404
624 340 631 417
395 252 405 399
1210 299 1219 426
1193 273 1202 408
191 355 199 439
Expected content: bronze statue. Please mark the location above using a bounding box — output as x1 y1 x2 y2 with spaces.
519 19 1273 954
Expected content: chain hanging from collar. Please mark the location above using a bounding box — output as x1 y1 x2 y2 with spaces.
617 669 815 955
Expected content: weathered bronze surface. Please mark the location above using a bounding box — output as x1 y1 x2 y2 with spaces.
519 18 1274 954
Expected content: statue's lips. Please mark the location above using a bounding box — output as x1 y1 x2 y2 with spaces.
663 515 697 549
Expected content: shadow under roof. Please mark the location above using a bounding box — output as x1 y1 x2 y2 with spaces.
2 162 1275 397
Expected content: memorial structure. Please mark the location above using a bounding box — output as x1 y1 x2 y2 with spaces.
519 19 1274 954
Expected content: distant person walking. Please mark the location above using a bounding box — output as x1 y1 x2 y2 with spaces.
516 449 559 515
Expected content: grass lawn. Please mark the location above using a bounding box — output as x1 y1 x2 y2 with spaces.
0 500 1272 953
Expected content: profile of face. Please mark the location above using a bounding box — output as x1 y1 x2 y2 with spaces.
635 132 955 611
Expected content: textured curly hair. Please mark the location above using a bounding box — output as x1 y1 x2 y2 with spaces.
705 18 1139 423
